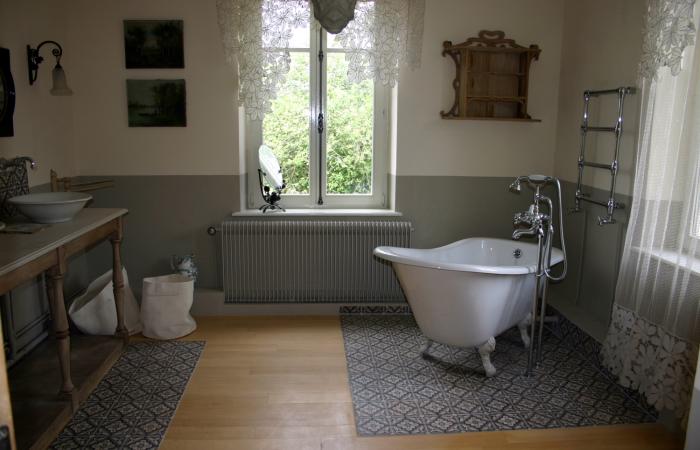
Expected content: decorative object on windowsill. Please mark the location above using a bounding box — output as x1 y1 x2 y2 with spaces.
26 40 73 95
440 30 540 121
171 254 198 282
257 145 286 213
0 47 17 137
0 156 36 220
50 169 115 193
123 20 184 69
126 79 186 127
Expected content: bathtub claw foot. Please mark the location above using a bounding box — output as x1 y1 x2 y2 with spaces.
421 339 434 358
478 337 497 377
518 313 532 349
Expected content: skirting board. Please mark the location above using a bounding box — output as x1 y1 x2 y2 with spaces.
191 288 408 316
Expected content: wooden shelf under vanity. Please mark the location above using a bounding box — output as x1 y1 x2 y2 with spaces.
10 336 123 450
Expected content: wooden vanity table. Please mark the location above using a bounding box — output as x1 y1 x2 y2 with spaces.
0 208 128 450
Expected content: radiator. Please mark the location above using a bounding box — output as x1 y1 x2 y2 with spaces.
221 220 411 303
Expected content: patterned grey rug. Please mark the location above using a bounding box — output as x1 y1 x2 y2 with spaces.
51 340 205 449
340 314 656 436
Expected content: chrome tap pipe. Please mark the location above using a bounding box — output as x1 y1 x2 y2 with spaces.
509 175 567 376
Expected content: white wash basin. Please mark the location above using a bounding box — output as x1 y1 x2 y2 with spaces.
9 192 92 223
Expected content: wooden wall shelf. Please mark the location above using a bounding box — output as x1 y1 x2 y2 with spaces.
440 30 541 121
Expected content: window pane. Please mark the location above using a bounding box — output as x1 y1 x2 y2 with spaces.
326 53 373 194
263 52 310 194
288 22 310 49
326 31 342 49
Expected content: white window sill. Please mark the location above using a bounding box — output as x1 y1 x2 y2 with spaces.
232 208 402 217
636 247 700 275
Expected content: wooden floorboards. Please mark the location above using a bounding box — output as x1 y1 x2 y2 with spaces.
159 316 683 450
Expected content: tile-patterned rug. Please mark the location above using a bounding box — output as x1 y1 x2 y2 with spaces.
341 315 656 436
51 340 205 449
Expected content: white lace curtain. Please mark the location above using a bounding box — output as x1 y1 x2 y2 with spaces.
216 0 425 120
601 0 699 422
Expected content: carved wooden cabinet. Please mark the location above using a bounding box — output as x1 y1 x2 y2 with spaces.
441 30 541 121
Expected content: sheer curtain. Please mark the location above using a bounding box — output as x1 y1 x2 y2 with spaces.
601 0 700 422
216 0 424 120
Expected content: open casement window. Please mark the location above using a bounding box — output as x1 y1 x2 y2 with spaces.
245 18 390 209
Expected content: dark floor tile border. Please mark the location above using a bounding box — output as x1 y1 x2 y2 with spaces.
339 305 413 315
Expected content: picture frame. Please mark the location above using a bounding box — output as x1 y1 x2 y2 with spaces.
124 20 184 68
127 79 186 127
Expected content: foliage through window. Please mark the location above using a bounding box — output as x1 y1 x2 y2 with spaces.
256 15 387 208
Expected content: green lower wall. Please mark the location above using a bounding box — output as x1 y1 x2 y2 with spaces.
549 181 631 337
76 175 628 332
83 175 240 294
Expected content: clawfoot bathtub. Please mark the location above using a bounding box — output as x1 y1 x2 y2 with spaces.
374 238 563 377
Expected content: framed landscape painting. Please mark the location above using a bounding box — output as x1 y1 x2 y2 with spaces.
124 20 184 68
127 79 186 127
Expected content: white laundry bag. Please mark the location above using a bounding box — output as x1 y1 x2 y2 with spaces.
69 268 142 335
141 274 197 340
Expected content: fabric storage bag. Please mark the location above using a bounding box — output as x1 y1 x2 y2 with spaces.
68 268 142 335
141 274 196 340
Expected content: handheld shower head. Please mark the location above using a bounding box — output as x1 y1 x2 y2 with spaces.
525 174 553 186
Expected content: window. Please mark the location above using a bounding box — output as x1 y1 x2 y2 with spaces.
246 15 390 209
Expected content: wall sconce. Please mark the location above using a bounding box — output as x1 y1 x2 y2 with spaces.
26 40 73 96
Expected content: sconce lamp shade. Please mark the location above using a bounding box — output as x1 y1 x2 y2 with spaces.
27 40 73 95
50 64 72 96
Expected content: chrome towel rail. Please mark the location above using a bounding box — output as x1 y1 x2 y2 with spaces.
573 86 635 225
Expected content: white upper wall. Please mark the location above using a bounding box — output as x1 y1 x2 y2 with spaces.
66 0 239 176
553 0 646 195
396 0 565 177
1 0 648 184
0 0 75 186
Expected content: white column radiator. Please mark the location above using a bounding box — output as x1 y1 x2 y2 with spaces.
221 220 411 303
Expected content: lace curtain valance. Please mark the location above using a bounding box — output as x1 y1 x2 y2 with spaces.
216 0 425 120
639 0 696 80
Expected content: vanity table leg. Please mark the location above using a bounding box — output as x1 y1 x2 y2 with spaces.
111 218 128 344
47 248 76 408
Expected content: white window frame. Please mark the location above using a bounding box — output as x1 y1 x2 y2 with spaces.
245 22 390 210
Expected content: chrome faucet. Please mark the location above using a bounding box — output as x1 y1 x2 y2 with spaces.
512 197 550 241
508 175 568 377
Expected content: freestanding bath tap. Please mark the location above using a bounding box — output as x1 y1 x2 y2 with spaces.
509 175 567 376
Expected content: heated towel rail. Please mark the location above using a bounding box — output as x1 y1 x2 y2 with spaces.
218 220 412 303
572 86 635 225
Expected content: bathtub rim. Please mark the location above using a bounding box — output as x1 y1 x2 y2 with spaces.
374 237 564 275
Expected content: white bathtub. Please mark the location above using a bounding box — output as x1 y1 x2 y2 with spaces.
374 237 563 376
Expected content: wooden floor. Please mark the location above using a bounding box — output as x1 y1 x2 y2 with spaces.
160 316 683 450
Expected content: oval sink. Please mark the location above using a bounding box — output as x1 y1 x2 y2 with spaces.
9 192 93 224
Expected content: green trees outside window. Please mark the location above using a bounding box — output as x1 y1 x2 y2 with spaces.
263 51 373 196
